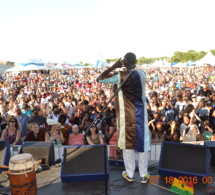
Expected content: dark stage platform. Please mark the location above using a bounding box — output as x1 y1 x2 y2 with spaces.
0 161 213 195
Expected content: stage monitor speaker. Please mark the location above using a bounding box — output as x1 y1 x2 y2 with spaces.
20 142 55 166
61 145 109 183
0 141 10 173
204 141 215 167
158 141 209 180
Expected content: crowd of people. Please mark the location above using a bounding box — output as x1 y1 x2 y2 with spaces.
0 65 215 160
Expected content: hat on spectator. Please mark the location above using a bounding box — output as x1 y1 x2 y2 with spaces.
46 119 61 127
191 95 196 98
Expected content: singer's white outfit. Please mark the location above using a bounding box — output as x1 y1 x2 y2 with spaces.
99 69 151 178
123 150 150 178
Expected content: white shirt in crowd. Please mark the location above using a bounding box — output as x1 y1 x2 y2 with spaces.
175 101 187 112
182 124 199 142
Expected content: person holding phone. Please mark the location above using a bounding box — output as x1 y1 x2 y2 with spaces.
97 52 151 183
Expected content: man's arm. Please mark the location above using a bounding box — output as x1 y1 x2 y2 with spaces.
96 59 123 82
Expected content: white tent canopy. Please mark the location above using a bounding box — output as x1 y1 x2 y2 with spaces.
5 65 44 72
161 59 171 67
151 59 160 67
150 59 171 67
196 51 215 66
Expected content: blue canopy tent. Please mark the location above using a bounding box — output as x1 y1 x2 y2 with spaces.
20 59 45 66
92 60 110 68
171 62 178 67
186 60 195 67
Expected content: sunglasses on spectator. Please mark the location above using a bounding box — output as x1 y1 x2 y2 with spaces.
91 126 96 128
9 121 16 123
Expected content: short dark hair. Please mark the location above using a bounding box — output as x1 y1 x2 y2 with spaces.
124 52 136 65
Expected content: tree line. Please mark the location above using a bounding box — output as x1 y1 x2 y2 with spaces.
106 50 215 65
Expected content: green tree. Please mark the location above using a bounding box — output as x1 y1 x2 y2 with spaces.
210 50 215 56
106 58 119 63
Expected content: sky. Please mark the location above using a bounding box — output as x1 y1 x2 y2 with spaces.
0 0 215 64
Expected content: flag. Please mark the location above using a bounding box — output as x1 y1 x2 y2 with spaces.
169 178 194 195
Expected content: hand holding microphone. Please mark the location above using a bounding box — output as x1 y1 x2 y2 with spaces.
112 58 128 69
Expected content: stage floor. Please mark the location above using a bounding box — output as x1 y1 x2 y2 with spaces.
0 161 213 195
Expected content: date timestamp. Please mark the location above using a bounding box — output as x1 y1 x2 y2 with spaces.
149 176 213 185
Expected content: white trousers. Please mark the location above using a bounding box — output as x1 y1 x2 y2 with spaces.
123 149 149 178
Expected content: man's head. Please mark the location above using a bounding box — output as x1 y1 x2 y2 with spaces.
29 122 40 134
72 124 79 134
33 107 40 116
123 52 137 70
15 105 22 115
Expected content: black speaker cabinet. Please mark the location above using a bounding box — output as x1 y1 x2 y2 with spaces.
61 145 109 182
0 141 10 173
20 141 55 166
204 141 215 167
158 141 209 180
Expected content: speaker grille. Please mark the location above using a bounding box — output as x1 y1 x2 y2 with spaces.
0 142 5 163
21 142 55 166
161 142 207 174
63 146 105 174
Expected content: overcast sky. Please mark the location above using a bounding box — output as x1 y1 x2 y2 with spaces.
0 0 214 63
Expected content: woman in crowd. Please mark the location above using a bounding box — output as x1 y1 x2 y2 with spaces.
105 118 118 159
68 125 85 145
181 116 199 142
148 112 163 130
86 124 104 145
0 116 21 146
165 120 180 142
58 114 72 144
201 120 213 140
79 112 92 132
45 119 64 146
149 120 165 143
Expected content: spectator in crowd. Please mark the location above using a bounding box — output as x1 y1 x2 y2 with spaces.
181 117 199 142
196 134 205 141
21 103 32 117
196 99 210 130
28 107 46 127
105 118 118 159
58 114 72 144
24 122 46 141
68 125 85 145
175 94 187 118
80 112 92 132
151 121 166 143
14 105 29 140
165 120 180 142
45 119 64 146
211 133 215 141
86 124 104 145
47 105 60 121
40 102 51 119
201 120 213 140
191 95 198 108
0 116 21 146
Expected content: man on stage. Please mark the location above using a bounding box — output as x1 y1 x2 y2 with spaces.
97 52 151 183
